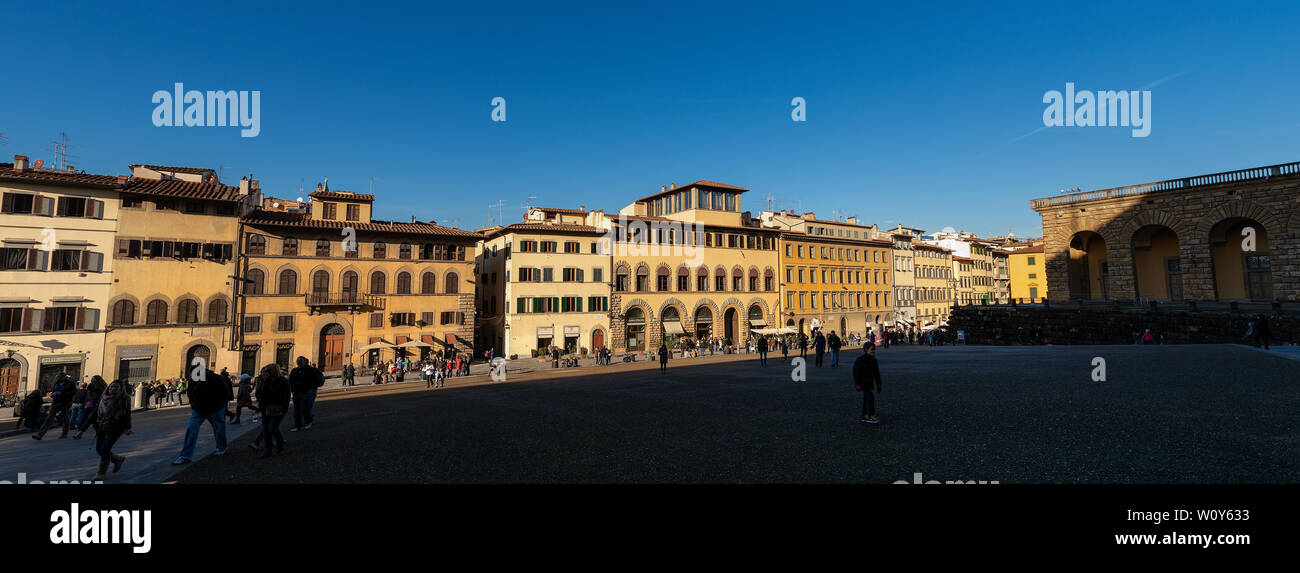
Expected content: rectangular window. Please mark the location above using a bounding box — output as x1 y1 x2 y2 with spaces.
592 268 603 283
277 315 294 332
564 241 580 253
543 267 554 282
346 204 360 221
243 315 262 333
541 241 557 253
520 240 537 253
323 203 337 220
369 313 382 328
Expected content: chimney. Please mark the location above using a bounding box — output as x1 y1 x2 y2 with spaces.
240 177 250 195
670 182 676 190
803 211 816 219
315 182 322 193
846 216 858 225
13 155 28 172
579 204 585 212
116 175 129 188
661 185 667 193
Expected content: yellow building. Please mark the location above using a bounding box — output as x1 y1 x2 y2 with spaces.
609 181 781 353
0 155 117 395
237 185 480 375
104 165 260 401
1006 244 1047 301
914 242 953 325
477 207 612 359
762 210 893 337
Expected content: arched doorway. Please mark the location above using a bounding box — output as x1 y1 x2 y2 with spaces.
747 305 764 335
1132 225 1182 300
662 307 682 348
840 317 846 336
185 344 212 377
695 307 713 340
723 307 737 344
319 323 345 371
625 308 646 351
0 358 21 395
1068 231 1109 300
591 329 605 351
1209 218 1273 301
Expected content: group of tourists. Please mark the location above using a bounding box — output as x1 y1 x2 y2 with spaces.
139 379 188 410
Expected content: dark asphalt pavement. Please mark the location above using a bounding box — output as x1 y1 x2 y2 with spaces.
171 344 1300 484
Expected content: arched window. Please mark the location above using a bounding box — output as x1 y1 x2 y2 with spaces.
342 271 359 297
399 243 412 260
312 270 330 293
246 233 266 255
625 307 646 351
207 299 228 323
111 300 135 326
145 300 168 325
370 271 386 294
177 299 199 324
373 241 387 259
421 272 436 294
245 269 264 295
697 266 709 291
396 272 412 294
445 272 459 294
635 265 649 292
278 269 298 294
282 237 298 256
316 239 331 257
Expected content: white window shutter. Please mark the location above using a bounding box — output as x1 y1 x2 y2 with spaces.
89 251 104 272
30 309 44 332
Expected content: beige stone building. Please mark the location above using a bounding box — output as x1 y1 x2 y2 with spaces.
609 182 781 354
476 206 612 359
1031 160 1299 303
104 165 260 399
237 185 480 375
914 242 953 325
0 155 117 395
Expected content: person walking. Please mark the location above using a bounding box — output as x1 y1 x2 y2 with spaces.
1255 313 1271 350
80 379 132 481
289 356 324 432
757 335 768 366
814 331 826 367
171 367 233 465
69 383 87 431
828 330 842 367
252 364 290 457
33 373 76 440
658 343 669 373
798 333 808 359
231 374 257 424
343 363 355 387
854 343 883 424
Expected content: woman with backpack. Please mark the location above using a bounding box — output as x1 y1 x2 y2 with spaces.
73 379 132 481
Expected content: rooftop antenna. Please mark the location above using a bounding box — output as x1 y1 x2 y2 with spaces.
47 131 77 171
488 200 506 225
369 176 375 194
299 178 305 196
764 192 775 211
522 196 537 219
217 165 230 183
0 132 8 146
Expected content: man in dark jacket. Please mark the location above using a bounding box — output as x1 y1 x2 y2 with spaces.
289 356 324 432
33 374 76 440
828 331 843 367
813 331 827 367
853 343 883 424
171 368 233 464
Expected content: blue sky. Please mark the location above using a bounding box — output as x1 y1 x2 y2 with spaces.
2 0 1298 237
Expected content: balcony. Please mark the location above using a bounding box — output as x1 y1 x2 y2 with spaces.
1029 161 1300 210
304 292 386 314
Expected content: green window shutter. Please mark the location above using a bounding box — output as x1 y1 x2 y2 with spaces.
552 297 559 312
577 297 583 312
517 298 525 314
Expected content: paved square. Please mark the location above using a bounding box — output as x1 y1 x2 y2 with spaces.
165 344 1299 484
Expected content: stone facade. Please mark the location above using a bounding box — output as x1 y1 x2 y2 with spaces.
951 305 1297 346
1032 162 1300 303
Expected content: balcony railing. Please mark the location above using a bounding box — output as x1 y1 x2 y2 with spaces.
304 292 386 309
1029 161 1300 210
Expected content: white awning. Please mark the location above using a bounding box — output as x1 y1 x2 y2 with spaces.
663 321 686 335
537 327 554 337
748 319 768 327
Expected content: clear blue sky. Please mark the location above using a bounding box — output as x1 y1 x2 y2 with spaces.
3 0 1298 237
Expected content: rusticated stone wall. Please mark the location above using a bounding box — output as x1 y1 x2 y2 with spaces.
951 305 1297 346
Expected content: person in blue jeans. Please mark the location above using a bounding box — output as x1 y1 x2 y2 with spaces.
827 331 842 367
76 379 132 480
288 356 324 432
171 368 233 465
254 363 291 458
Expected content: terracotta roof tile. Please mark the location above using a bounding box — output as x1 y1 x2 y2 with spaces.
0 164 123 188
637 180 749 203
310 190 374 202
487 222 607 238
129 164 215 175
242 209 480 239
124 177 244 201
